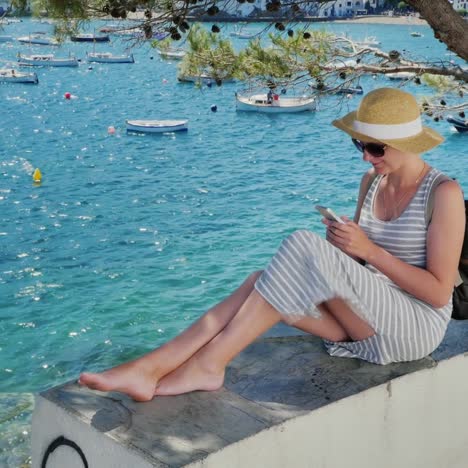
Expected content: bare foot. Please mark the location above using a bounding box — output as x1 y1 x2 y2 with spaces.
155 357 224 396
79 361 157 402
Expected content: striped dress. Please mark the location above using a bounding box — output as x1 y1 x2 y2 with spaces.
254 168 452 365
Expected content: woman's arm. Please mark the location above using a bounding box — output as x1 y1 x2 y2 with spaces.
328 180 465 308
324 169 375 263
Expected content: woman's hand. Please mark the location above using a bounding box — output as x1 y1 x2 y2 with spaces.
323 217 379 262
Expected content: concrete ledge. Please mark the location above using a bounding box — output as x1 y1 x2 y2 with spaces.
32 321 468 468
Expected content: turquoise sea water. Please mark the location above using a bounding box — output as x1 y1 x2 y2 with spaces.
0 18 467 465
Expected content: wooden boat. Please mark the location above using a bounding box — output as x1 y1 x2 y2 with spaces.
126 120 188 133
0 68 38 84
446 116 468 133
17 34 58 45
235 92 316 113
18 54 79 67
87 52 134 63
71 34 110 42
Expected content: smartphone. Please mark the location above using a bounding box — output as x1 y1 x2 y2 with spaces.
315 205 345 224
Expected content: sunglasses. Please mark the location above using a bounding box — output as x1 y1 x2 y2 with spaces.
352 138 387 158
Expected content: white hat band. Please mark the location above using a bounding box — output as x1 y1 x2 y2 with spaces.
353 116 423 140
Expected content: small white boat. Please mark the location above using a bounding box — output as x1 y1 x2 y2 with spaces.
0 68 38 84
157 48 186 60
87 52 134 63
235 92 316 113
177 74 235 84
410 31 423 37
18 54 79 67
126 119 188 133
71 34 110 42
356 36 380 47
326 59 358 70
99 24 121 33
230 26 257 39
0 35 13 42
1 18 22 24
17 34 58 45
387 71 415 80
112 28 143 38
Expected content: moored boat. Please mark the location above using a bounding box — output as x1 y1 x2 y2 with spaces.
99 24 121 33
18 54 79 67
230 26 257 39
87 52 134 63
71 34 110 42
235 92 316 113
312 83 363 95
177 74 235 84
126 119 189 133
356 36 380 47
0 68 38 84
17 34 58 45
410 31 423 37
157 48 186 60
387 71 415 80
446 115 468 133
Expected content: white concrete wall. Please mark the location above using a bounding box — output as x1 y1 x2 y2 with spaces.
190 354 468 468
33 353 468 468
32 397 154 468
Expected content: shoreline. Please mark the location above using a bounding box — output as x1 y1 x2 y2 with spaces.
330 15 428 26
127 12 429 26
8 12 429 27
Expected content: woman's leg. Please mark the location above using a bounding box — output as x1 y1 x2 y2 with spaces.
295 299 375 342
154 291 355 396
79 271 263 401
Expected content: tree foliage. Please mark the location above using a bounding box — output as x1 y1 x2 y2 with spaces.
10 0 468 115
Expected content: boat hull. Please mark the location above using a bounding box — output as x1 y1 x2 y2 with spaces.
236 94 316 113
87 53 134 63
387 72 415 80
158 50 185 60
17 36 58 45
126 120 188 133
178 75 235 84
18 55 79 67
0 69 38 84
71 35 110 42
447 116 468 133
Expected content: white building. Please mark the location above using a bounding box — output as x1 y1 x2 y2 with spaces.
217 0 385 17
316 0 384 18
217 0 266 17
451 0 468 10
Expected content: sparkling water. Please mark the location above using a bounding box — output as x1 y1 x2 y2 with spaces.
0 18 466 466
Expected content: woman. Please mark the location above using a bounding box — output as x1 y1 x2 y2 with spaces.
79 88 465 401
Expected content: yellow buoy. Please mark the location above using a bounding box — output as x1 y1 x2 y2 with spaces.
32 168 42 183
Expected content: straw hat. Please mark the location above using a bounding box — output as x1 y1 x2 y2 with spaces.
332 88 444 154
